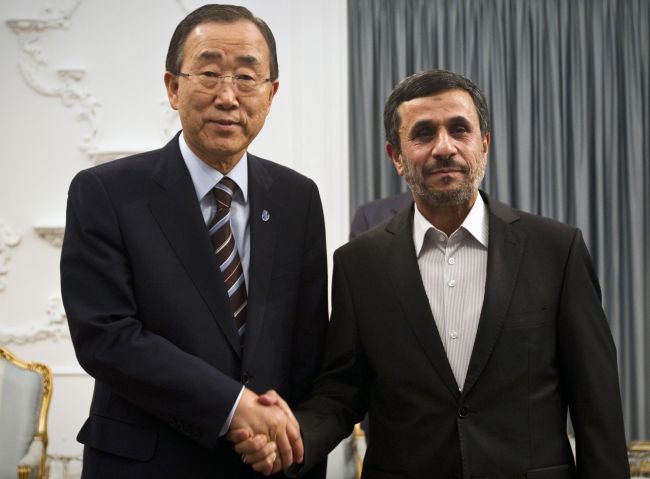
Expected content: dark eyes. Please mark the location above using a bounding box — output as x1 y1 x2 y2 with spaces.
200 71 255 82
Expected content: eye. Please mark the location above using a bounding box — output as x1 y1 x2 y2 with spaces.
200 71 219 78
411 128 434 141
234 74 256 84
450 125 468 135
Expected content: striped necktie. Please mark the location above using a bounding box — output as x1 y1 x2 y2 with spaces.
209 177 247 339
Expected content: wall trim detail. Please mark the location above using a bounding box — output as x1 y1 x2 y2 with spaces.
0 295 69 344
34 224 66 248
0 219 21 292
6 0 104 159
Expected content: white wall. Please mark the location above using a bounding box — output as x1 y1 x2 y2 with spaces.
0 0 349 476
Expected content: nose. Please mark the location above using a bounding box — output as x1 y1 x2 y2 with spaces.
213 77 238 109
432 129 456 158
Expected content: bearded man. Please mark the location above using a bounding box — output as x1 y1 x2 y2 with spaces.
234 69 630 479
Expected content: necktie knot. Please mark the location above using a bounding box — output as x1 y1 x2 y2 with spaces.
214 177 237 210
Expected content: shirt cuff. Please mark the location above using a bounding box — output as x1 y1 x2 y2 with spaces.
219 385 245 436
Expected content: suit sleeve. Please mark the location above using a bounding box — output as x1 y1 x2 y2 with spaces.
295 249 371 473
60 170 242 449
557 229 630 478
290 181 329 404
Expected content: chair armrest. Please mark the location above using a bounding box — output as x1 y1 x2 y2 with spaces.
18 439 44 478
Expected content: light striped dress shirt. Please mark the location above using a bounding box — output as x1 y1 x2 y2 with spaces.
413 194 489 390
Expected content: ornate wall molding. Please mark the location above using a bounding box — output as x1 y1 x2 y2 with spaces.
34 224 65 248
6 0 104 158
176 0 193 13
88 150 139 166
0 295 69 345
0 219 21 292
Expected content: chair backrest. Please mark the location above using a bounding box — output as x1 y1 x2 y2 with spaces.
0 348 52 479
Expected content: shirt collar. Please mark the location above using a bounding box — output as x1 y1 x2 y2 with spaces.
179 132 249 202
413 192 489 257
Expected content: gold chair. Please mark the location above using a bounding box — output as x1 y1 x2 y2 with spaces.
0 347 53 479
629 440 650 477
352 423 367 479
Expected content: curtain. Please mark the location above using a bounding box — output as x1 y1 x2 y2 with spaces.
348 0 649 439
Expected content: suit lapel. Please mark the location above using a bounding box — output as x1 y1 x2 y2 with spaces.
461 195 526 397
241 155 279 361
147 136 242 357
382 208 461 399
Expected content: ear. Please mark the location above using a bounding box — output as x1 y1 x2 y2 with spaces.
386 142 405 177
264 79 280 111
482 131 491 154
269 79 279 101
164 72 180 111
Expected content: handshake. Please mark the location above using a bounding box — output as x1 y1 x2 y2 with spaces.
227 388 304 476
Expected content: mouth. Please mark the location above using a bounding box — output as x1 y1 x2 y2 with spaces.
209 119 241 132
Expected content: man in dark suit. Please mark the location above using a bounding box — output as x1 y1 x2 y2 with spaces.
350 192 412 240
60 5 327 478
236 70 630 478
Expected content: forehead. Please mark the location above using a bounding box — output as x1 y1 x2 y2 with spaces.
398 89 480 130
182 19 270 67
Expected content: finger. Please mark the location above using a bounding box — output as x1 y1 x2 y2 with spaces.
226 428 252 444
271 453 283 474
288 426 304 464
251 450 277 476
243 440 277 465
257 389 280 406
274 426 294 469
234 434 268 455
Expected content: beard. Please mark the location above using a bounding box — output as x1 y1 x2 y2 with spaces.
401 153 487 206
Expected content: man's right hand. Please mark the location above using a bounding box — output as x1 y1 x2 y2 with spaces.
227 388 303 475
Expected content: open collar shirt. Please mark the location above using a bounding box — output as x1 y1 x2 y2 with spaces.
413 193 489 390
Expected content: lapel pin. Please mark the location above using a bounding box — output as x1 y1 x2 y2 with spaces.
261 209 270 222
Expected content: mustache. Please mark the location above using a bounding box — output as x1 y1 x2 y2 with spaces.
421 157 469 175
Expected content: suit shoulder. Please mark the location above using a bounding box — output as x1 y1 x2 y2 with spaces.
337 217 392 259
250 155 316 187
73 148 163 185
514 209 578 239
488 195 578 238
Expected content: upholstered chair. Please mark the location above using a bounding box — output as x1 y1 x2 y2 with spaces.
0 347 53 479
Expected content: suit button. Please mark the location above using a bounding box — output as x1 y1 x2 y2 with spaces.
457 406 469 418
241 372 252 384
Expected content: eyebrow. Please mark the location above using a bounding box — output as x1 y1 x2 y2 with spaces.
197 51 261 67
409 115 472 132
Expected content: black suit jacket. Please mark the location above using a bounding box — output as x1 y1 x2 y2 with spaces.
60 134 328 478
297 193 629 479
349 192 412 240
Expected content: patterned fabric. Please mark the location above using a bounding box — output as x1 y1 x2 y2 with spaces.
209 177 247 338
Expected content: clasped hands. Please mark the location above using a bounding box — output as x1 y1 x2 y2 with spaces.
227 388 302 476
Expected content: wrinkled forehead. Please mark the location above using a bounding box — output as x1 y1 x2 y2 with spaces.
398 89 480 129
183 20 270 70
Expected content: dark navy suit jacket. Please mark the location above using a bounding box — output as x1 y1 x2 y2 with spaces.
61 133 328 478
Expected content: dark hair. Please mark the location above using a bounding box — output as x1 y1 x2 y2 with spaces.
165 4 279 81
384 69 490 151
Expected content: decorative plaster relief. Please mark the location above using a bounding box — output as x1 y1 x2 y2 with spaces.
176 0 193 13
34 224 65 248
88 150 138 166
0 220 21 292
0 295 69 345
6 0 104 158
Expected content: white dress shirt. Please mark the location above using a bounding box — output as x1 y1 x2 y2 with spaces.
179 132 247 435
413 194 489 390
